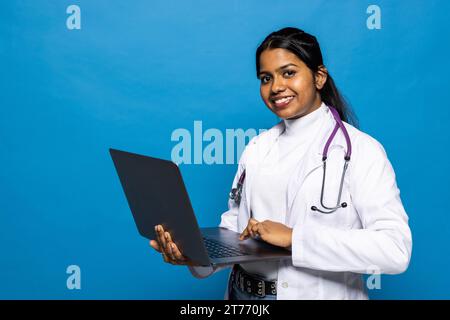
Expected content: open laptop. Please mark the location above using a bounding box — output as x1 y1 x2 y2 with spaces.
109 148 291 267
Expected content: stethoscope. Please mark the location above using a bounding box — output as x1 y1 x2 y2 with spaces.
229 105 352 214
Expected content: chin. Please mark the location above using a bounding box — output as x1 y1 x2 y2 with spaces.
272 108 297 120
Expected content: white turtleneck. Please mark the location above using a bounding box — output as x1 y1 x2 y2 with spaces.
240 102 328 280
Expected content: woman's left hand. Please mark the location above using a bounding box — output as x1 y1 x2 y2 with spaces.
239 220 293 249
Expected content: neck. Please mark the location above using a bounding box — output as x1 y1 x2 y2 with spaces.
283 102 326 137
286 97 323 120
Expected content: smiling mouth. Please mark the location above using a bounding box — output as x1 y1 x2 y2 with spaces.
271 96 295 108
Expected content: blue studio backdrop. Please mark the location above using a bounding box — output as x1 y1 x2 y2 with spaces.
1 0 449 299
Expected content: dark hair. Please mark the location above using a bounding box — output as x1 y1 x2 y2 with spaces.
256 27 358 127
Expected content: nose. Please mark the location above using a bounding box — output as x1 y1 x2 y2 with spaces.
271 75 286 93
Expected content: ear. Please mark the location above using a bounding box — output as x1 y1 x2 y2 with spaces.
314 65 328 90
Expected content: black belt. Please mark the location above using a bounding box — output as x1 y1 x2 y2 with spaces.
230 264 277 298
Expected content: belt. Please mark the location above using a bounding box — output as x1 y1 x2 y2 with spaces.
230 264 277 298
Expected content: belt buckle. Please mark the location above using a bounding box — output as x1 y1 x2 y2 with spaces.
270 281 277 295
255 280 265 298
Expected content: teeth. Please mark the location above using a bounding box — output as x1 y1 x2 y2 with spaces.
274 96 294 104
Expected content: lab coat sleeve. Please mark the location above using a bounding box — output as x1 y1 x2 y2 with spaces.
188 140 251 278
291 135 412 275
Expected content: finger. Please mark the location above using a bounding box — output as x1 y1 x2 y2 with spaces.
167 243 177 262
240 218 259 240
154 226 165 254
165 232 183 262
251 223 263 239
254 223 268 240
156 225 167 251
155 226 173 264
247 224 255 238
164 232 177 261
170 242 187 262
239 228 249 240
165 231 174 246
150 240 161 252
154 235 165 254
157 228 174 263
258 223 267 235
251 223 259 234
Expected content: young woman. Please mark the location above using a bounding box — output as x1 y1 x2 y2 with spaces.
150 27 412 300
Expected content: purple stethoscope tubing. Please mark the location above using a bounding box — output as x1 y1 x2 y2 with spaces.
229 105 352 215
310 106 352 214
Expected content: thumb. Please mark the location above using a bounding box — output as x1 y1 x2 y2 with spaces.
150 240 161 252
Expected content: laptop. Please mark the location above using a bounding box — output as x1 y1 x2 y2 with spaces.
109 148 291 267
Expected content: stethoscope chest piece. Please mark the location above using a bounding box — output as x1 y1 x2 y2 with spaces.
229 169 246 206
229 187 242 206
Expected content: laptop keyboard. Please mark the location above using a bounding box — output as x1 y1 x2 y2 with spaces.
203 237 249 259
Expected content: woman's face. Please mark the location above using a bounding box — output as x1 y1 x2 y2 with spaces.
258 48 327 120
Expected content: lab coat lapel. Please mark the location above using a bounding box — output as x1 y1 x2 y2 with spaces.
286 109 337 222
244 122 284 219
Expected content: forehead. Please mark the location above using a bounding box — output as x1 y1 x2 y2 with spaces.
259 48 305 71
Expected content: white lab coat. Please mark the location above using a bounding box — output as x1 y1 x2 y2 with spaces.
189 107 412 300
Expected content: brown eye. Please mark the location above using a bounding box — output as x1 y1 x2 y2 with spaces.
260 75 271 84
284 70 296 77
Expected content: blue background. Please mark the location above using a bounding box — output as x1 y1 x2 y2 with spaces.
1 0 449 299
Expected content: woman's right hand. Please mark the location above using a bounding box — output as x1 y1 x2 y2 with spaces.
239 218 260 240
149 225 189 265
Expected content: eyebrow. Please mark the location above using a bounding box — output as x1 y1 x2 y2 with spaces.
259 63 299 76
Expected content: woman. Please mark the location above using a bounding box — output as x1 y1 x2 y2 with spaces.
150 27 412 300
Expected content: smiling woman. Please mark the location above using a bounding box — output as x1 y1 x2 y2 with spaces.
258 49 325 119
150 27 412 301
255 27 357 125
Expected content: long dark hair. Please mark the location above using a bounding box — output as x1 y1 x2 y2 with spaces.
256 27 358 127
